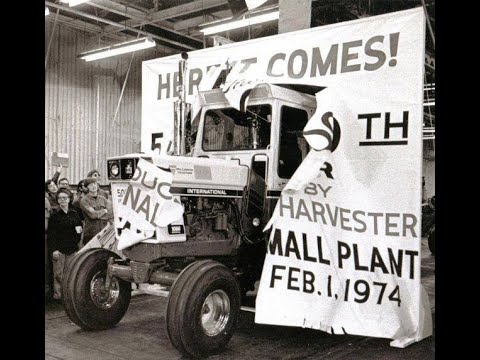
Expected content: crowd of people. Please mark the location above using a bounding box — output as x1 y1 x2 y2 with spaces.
45 166 113 303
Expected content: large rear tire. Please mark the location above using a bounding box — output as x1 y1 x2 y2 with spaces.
165 260 241 358
62 248 105 328
63 248 131 330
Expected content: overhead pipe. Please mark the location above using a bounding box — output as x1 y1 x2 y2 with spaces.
111 53 134 127
111 33 140 128
45 8 60 70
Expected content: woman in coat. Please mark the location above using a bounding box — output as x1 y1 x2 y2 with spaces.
48 188 83 300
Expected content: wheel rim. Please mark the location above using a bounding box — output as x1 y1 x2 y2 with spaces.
201 289 230 337
90 271 120 310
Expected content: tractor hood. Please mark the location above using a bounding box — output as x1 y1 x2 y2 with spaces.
151 154 249 197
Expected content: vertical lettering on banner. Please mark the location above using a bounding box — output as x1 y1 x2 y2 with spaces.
115 159 184 251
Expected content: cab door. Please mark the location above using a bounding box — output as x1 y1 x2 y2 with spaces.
267 104 314 212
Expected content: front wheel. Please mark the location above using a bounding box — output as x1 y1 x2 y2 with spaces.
165 260 241 358
63 249 131 330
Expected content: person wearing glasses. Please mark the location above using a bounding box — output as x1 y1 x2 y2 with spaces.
58 177 70 189
47 188 83 301
87 169 110 199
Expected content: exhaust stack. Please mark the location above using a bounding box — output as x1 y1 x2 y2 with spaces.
173 52 190 155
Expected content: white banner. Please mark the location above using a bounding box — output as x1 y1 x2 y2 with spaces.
142 8 426 155
115 159 184 251
141 8 430 347
254 11 431 348
221 62 266 111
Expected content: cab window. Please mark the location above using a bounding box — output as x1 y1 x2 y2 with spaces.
278 106 309 178
202 105 271 151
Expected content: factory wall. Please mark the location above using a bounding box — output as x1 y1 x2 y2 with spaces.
45 21 166 185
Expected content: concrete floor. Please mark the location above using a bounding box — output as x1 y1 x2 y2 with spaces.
45 239 435 360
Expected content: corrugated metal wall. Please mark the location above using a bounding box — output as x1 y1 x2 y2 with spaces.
45 22 167 186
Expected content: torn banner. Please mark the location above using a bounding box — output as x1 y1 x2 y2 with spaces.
77 223 125 259
221 58 266 112
112 158 184 251
141 6 431 347
255 85 432 347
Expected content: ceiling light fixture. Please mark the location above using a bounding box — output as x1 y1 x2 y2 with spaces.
45 7 50 16
59 0 90 6
199 8 279 36
78 37 156 62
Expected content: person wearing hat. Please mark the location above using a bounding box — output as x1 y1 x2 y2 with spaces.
86 169 110 199
80 177 114 244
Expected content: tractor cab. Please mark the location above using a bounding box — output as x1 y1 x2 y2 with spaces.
191 83 318 193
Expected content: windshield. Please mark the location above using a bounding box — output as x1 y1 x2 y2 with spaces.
202 105 271 151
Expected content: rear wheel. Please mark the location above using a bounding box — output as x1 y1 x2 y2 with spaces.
165 260 241 358
62 248 105 328
63 248 131 330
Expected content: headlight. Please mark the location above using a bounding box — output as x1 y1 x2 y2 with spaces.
111 163 119 176
122 158 136 179
107 160 121 180
107 157 143 180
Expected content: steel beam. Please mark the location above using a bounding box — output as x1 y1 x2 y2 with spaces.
86 0 203 45
46 12 103 33
90 0 147 20
102 0 228 33
45 1 197 50
172 10 232 31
